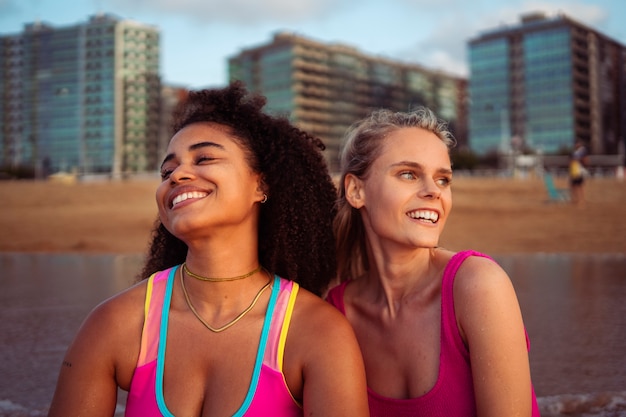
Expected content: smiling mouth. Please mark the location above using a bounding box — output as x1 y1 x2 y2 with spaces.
407 210 439 223
171 191 208 208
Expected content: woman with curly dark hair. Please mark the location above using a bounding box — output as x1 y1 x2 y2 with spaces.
48 82 369 417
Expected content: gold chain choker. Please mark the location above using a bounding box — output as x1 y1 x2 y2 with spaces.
182 262 262 282
180 267 271 333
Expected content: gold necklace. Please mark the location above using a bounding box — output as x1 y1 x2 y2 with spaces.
180 267 271 333
183 262 262 282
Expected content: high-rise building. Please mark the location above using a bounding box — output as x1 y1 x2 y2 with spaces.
159 84 189 157
0 13 161 178
229 32 467 172
468 12 626 156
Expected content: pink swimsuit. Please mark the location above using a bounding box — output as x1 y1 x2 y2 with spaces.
125 265 303 416
327 250 540 417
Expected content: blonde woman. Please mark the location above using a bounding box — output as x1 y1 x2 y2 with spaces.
328 108 539 416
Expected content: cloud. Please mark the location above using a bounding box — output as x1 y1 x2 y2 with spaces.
393 0 611 78
521 0 607 27
0 0 20 15
468 0 608 32
103 0 356 25
391 6 481 77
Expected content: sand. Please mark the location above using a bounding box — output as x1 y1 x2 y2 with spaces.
1 175 625 255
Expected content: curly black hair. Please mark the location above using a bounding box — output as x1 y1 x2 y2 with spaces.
138 81 338 296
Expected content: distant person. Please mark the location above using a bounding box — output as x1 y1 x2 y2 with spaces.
48 82 369 417
327 108 540 416
569 140 588 205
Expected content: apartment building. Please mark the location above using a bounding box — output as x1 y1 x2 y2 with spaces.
229 32 467 172
468 12 625 156
0 13 161 177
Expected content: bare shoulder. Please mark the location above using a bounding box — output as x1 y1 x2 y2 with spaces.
452 254 524 344
286 287 363 363
284 287 369 416
450 254 533 416
63 279 148 381
85 279 147 330
48 279 150 415
290 287 356 339
453 254 514 298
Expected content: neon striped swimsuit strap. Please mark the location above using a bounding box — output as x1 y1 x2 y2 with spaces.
232 274 282 416
276 281 299 372
136 272 157 367
154 265 179 417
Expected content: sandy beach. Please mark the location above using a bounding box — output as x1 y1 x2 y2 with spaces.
2 176 626 417
1 175 625 255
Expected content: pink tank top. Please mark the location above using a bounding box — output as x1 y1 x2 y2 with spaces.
125 265 303 416
326 250 540 417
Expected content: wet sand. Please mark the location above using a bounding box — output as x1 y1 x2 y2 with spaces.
1 175 625 255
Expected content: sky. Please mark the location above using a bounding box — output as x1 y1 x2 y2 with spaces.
1 0 625 89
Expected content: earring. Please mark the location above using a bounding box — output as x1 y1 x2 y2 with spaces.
261 193 268 204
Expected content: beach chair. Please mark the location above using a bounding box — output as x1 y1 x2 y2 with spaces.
543 173 570 202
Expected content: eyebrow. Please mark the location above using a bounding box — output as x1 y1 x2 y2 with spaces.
391 160 453 176
160 141 226 168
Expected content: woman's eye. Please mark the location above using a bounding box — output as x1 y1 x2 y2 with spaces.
400 171 416 180
196 155 215 164
437 177 452 186
160 169 173 179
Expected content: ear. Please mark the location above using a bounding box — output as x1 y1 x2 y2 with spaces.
344 173 365 209
255 176 268 203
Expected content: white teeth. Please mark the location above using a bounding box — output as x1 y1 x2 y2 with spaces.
408 210 439 223
172 191 207 207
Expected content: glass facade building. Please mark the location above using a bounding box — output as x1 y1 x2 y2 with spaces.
0 14 161 177
229 33 468 172
469 12 626 156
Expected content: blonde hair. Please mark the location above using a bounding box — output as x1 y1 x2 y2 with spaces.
334 107 455 280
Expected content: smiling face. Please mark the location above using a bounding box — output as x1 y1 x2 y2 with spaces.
345 126 452 251
156 122 265 243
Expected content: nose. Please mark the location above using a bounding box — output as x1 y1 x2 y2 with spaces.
418 178 441 199
169 163 195 184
